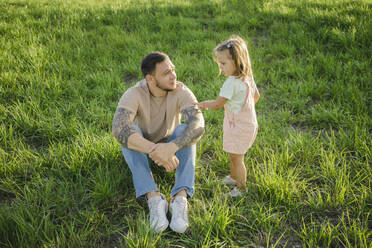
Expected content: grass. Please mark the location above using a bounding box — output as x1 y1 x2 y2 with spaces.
0 0 371 247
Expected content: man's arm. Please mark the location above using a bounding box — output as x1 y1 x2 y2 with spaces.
149 105 204 169
171 105 205 150
112 107 155 154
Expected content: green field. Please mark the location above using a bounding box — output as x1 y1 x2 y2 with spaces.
0 0 371 247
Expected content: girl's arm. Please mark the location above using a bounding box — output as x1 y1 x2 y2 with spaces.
254 88 260 104
195 96 228 110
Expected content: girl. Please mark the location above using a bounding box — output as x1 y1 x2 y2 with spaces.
195 35 260 197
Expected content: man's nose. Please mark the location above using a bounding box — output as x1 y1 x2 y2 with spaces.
170 71 176 79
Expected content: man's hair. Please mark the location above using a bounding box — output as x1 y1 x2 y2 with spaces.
141 52 170 77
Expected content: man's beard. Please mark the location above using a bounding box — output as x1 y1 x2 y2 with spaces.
156 80 174 92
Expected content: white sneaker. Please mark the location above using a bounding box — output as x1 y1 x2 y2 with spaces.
221 175 237 186
226 187 242 198
147 194 169 233
169 196 189 233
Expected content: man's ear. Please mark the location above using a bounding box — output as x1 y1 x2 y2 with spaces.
145 74 153 85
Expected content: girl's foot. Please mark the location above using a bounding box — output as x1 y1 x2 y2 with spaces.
226 186 242 198
221 175 237 186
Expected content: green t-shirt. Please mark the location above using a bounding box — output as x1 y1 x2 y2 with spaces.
219 77 249 114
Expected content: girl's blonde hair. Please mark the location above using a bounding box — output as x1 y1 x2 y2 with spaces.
214 35 252 80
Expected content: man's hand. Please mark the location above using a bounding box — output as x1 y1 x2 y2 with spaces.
149 143 179 172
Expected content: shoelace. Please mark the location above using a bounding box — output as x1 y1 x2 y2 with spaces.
173 198 187 221
149 198 163 221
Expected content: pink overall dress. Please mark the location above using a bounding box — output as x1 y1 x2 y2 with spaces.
222 78 258 155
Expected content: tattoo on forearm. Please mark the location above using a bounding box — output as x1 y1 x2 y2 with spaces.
172 106 205 149
112 108 137 147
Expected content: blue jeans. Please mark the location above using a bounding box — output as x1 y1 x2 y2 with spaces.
121 124 196 198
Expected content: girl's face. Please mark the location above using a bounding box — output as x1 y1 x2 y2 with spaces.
215 50 236 77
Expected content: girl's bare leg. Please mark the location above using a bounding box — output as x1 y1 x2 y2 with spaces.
229 153 246 190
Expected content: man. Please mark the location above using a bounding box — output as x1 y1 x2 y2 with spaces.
112 52 205 233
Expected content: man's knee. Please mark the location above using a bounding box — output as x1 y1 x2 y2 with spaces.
172 124 187 137
133 125 143 135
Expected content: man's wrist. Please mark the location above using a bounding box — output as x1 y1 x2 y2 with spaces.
169 142 179 153
146 142 157 154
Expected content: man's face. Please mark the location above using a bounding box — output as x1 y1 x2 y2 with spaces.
152 59 177 91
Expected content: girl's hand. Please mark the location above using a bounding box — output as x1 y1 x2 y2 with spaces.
193 101 209 110
193 97 227 111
